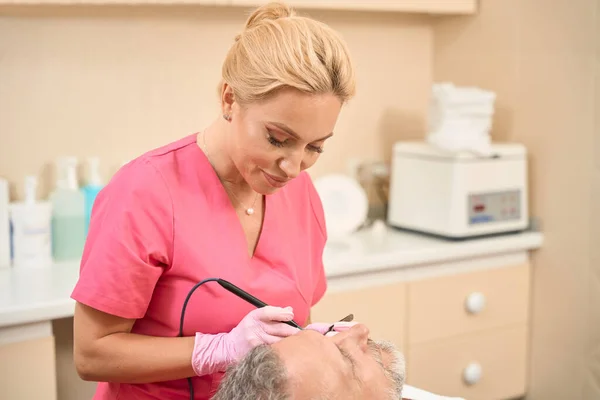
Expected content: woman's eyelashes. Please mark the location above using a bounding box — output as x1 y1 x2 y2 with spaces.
266 131 324 153
310 144 325 154
266 133 285 148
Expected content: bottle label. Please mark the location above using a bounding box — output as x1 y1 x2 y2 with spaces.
12 218 52 266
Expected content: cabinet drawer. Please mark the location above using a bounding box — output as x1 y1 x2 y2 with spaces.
407 263 530 345
407 325 528 400
0 335 57 400
312 282 406 350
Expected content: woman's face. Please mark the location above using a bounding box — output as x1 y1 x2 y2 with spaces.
224 86 342 194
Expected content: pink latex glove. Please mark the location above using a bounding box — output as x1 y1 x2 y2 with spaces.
191 306 299 376
305 321 358 335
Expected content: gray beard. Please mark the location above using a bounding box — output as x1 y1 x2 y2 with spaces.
368 339 406 400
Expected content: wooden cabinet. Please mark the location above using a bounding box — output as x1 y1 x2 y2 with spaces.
230 0 477 14
317 262 531 400
0 335 57 400
405 263 531 399
407 264 530 345
408 326 528 400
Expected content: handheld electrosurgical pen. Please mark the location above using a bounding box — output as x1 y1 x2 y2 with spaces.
216 278 304 330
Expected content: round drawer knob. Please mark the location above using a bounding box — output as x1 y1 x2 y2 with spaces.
465 292 486 314
463 362 483 385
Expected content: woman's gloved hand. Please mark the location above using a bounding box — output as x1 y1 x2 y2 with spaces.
191 306 299 376
305 321 357 335
226 306 299 360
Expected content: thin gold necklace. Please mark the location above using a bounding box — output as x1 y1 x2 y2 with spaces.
201 131 259 216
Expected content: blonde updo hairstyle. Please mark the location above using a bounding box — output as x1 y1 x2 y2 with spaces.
221 1 356 105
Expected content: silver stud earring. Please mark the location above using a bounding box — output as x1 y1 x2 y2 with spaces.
223 114 231 122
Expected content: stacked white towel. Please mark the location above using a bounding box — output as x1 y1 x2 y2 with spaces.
426 82 497 156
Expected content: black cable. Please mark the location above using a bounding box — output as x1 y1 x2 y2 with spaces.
216 279 302 330
178 278 219 400
178 277 304 399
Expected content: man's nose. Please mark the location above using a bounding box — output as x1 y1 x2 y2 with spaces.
354 324 370 346
344 324 370 352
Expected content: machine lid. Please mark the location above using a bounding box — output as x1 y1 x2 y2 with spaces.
392 141 526 160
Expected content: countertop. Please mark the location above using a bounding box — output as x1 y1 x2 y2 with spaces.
323 222 543 277
0 224 543 328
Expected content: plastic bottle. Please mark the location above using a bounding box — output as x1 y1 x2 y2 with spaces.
50 157 86 261
8 176 53 268
82 157 104 236
0 178 10 269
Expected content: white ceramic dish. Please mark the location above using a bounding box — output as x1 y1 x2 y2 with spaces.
313 174 368 239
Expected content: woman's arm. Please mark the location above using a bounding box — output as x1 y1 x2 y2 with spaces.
73 302 196 384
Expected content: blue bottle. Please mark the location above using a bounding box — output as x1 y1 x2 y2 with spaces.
82 157 104 236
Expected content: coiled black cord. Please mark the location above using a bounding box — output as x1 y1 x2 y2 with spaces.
178 278 220 400
177 277 304 399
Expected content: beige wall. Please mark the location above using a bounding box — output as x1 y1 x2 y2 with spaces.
0 4 435 399
434 0 599 399
0 4 432 201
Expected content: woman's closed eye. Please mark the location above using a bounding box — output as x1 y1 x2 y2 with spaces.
266 131 324 154
266 133 286 148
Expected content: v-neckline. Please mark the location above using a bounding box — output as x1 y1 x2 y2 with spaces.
246 194 268 260
226 186 270 261
195 139 269 261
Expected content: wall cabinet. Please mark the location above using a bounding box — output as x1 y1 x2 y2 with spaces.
0 0 477 14
230 0 477 14
312 262 531 400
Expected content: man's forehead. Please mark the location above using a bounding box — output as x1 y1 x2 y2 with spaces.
273 331 327 361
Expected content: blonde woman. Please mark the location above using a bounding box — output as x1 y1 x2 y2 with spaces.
71 2 356 399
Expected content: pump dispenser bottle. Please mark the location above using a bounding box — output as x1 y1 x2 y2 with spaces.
50 157 86 261
82 157 104 236
9 176 53 268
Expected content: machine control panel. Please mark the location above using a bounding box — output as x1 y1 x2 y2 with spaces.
468 190 521 225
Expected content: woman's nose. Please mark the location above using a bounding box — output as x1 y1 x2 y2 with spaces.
278 154 302 178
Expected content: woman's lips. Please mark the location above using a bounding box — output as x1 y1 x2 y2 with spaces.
262 171 288 188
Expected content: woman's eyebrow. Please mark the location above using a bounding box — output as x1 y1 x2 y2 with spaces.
268 121 333 141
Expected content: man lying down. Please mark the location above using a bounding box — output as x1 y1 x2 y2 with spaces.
213 322 464 400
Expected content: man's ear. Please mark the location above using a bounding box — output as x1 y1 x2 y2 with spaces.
220 82 235 117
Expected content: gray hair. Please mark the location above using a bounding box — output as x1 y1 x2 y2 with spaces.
212 344 290 400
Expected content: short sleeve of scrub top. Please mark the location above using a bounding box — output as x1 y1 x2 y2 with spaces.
71 134 329 400
72 157 173 319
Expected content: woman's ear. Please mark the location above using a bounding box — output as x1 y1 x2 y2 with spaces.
220 83 235 118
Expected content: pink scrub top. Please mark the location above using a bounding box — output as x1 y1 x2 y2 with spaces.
71 134 328 400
